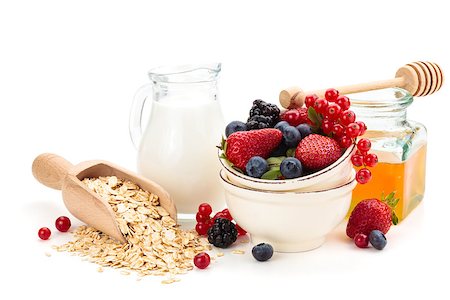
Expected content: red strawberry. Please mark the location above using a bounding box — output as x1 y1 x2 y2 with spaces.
346 192 399 238
295 134 341 170
224 129 282 170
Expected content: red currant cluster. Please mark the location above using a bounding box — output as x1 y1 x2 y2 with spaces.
38 216 72 240
195 203 247 236
305 88 367 149
351 138 378 184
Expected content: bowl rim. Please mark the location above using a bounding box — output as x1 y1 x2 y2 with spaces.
219 169 357 195
218 143 356 185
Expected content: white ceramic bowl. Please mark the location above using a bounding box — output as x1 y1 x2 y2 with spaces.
220 169 357 252
219 144 356 192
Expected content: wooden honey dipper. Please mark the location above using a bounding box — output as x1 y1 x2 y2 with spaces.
279 61 444 109
32 153 177 243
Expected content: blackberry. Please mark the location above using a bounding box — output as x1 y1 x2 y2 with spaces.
247 99 280 130
207 218 238 248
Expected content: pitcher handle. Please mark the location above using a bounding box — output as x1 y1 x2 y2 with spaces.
129 83 153 149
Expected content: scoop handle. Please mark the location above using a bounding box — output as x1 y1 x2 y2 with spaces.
32 153 74 190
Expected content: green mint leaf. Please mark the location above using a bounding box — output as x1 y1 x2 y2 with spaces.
261 168 282 180
267 157 285 166
307 107 320 127
286 148 296 157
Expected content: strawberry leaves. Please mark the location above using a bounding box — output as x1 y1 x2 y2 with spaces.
307 107 322 133
381 191 399 225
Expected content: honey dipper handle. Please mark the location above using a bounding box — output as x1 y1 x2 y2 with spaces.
32 153 73 190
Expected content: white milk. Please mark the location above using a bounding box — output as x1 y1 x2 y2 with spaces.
137 99 225 216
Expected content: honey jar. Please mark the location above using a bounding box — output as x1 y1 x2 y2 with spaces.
349 88 427 222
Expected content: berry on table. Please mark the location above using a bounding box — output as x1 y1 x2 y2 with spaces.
280 157 303 179
356 168 372 184
296 124 313 138
340 110 356 126
38 227 51 240
346 123 361 138
313 98 329 114
220 209 233 221
195 222 209 236
369 230 387 250
357 138 371 152
235 224 247 236
364 153 378 167
351 154 364 167
198 203 212 216
305 94 318 107
336 95 351 110
196 212 210 223
246 156 269 178
325 88 339 102
282 126 302 148
252 243 274 262
354 233 369 248
207 218 238 248
356 121 367 136
55 216 71 232
194 252 211 269
225 121 247 137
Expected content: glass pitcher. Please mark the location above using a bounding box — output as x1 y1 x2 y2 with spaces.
129 63 226 217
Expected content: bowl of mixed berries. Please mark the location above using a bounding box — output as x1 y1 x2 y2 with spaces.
217 89 378 252
219 88 376 192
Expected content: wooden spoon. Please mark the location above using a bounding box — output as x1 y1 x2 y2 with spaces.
280 61 444 108
32 153 176 243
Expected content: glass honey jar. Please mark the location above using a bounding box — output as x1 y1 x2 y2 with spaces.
348 88 427 222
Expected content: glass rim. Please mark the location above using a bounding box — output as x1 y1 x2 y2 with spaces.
349 88 413 108
147 63 221 83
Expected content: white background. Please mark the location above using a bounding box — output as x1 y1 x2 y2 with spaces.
1 0 449 299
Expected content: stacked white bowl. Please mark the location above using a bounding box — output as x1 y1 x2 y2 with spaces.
218 145 357 252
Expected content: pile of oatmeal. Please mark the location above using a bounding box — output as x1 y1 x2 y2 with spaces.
55 176 209 282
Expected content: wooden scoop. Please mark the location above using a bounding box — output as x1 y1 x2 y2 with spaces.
32 153 177 243
280 61 444 109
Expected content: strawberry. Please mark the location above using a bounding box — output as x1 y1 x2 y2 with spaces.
222 129 282 170
295 134 341 170
346 192 399 238
296 107 311 125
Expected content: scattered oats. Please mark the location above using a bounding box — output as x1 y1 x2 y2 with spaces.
136 277 142 282
55 176 209 280
240 239 249 243
232 250 245 255
45 252 51 257
216 252 224 257
97 267 104 273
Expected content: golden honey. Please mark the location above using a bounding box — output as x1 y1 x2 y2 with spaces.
347 88 427 222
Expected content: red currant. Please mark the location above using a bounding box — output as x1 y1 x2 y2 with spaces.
336 95 351 110
356 121 367 136
364 153 378 167
313 98 329 114
357 138 371 152
332 123 345 138
340 110 356 126
198 203 212 216
282 109 302 126
321 119 334 135
346 123 361 138
196 212 210 223
220 209 233 221
55 216 71 232
195 222 209 235
235 224 247 236
324 88 339 102
325 103 342 120
354 233 369 248
305 94 318 107
351 154 364 167
193 252 211 269
338 136 353 148
38 227 51 240
356 168 372 184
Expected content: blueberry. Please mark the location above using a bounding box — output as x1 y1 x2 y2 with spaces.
252 243 274 262
246 156 269 178
296 124 313 138
274 121 290 131
225 121 247 137
270 141 288 157
369 230 387 250
280 157 303 179
282 126 302 148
